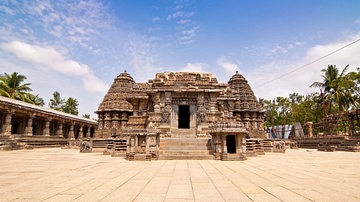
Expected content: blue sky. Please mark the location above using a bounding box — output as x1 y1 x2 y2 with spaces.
1 0 360 117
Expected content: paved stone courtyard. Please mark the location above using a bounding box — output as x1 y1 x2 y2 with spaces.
0 148 359 202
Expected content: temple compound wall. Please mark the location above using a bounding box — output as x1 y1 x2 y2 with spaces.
0 96 97 149
96 71 265 160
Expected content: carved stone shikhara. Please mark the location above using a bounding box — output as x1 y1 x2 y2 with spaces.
96 71 265 160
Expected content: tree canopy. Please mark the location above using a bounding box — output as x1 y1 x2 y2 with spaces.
261 64 360 134
0 72 34 103
49 91 65 111
49 91 79 115
310 64 358 114
0 72 82 116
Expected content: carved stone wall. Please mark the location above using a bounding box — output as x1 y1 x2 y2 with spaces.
96 71 265 139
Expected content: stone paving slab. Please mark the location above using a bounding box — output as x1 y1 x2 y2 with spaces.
0 148 360 202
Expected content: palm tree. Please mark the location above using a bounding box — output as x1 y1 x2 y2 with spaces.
0 72 33 102
62 97 79 115
27 94 45 106
310 64 355 114
49 91 65 111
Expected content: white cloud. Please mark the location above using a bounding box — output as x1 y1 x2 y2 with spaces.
167 11 184 20
148 27 161 32
125 34 163 81
355 18 360 24
0 5 15 15
152 17 161 22
1 41 108 94
247 33 360 100
178 26 199 44
167 11 194 20
179 63 207 72
216 57 240 75
177 19 191 24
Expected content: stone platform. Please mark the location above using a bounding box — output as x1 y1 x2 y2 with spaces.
1 148 360 201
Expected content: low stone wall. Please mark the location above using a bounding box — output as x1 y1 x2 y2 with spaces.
293 136 360 152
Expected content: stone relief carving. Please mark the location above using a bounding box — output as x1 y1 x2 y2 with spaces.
161 105 171 123
96 71 265 151
197 105 207 124
172 98 196 105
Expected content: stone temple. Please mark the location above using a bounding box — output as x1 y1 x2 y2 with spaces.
95 71 265 160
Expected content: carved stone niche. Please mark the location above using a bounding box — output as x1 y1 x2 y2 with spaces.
197 104 207 124
161 105 171 123
164 92 172 102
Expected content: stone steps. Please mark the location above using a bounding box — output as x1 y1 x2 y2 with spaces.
158 154 214 160
159 150 211 155
170 129 197 138
159 137 214 160
160 146 210 150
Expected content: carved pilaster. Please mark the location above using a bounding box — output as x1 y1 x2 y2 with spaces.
98 114 104 130
104 112 111 129
112 112 120 130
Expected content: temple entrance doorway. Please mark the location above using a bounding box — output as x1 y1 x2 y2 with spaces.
226 135 236 153
178 105 190 129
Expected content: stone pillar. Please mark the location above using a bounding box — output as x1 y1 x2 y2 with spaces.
68 123 75 139
189 104 197 128
307 122 313 138
221 134 228 160
86 126 91 137
57 122 64 136
237 134 246 154
43 118 51 136
78 125 83 139
222 134 228 154
130 136 135 153
171 104 179 128
25 114 35 136
2 111 14 136
349 115 355 136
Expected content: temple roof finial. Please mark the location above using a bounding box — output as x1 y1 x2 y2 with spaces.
124 70 127 73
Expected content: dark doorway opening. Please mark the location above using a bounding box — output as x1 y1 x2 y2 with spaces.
226 135 236 153
12 121 19 134
178 105 190 128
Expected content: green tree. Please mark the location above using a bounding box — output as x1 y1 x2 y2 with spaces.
0 72 33 102
62 97 79 115
49 91 65 111
83 114 90 119
310 64 356 114
290 92 323 125
260 97 292 127
27 94 45 106
345 67 360 108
